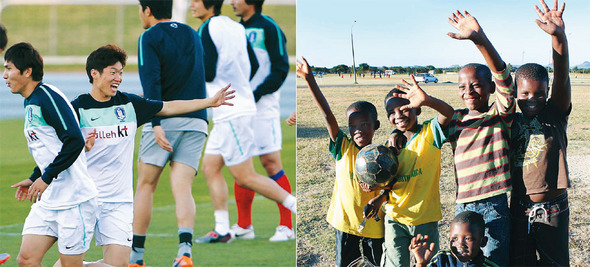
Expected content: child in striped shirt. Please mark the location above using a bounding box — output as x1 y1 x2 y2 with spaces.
445 10 515 266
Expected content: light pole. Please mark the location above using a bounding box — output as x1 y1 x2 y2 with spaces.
351 20 358 84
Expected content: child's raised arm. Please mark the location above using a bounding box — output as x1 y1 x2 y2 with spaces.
391 75 455 127
447 11 505 73
535 0 570 112
296 57 339 142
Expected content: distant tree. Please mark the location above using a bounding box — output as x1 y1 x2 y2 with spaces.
331 64 350 74
358 63 370 72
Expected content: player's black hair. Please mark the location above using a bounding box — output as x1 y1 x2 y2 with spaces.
0 24 7 51
452 211 485 236
515 63 549 90
347 101 378 123
461 63 493 84
245 0 264 13
86 44 128 84
203 0 224 16
384 88 406 105
4 42 44 82
139 0 172 20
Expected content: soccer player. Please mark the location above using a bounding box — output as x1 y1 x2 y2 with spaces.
5 42 102 267
72 44 233 267
230 0 294 242
131 0 211 266
189 0 296 244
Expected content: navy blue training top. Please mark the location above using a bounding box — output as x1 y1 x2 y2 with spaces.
138 21 208 126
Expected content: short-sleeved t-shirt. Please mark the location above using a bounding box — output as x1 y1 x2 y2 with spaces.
510 99 571 196
326 130 384 239
385 118 446 226
72 91 162 203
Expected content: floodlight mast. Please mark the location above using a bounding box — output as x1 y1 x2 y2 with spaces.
351 20 358 84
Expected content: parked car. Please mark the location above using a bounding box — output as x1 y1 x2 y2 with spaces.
413 73 438 83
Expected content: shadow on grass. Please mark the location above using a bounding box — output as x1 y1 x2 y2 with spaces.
297 126 331 139
297 253 324 266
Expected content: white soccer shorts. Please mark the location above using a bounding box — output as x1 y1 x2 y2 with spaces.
22 198 97 255
252 117 283 156
205 115 256 166
94 202 133 247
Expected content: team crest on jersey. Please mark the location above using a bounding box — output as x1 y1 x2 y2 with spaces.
27 107 33 122
171 23 178 28
114 107 126 121
248 32 257 43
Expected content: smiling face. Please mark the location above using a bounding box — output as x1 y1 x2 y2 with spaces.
385 97 418 133
516 78 548 117
91 62 123 101
3 61 33 97
458 66 495 115
450 222 486 263
347 108 378 148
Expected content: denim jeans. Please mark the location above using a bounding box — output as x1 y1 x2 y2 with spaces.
455 193 510 267
510 192 569 266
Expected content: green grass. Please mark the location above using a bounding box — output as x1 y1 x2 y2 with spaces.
0 4 295 57
296 74 590 266
0 119 296 266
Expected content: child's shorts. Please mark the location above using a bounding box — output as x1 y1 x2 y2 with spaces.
334 228 383 267
22 198 97 255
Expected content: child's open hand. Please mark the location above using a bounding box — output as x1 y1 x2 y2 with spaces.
296 57 314 80
447 11 485 44
535 0 566 36
391 75 429 111
410 234 436 267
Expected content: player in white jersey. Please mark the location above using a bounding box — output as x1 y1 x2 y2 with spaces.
67 44 233 267
231 0 294 241
5 42 105 267
190 0 296 244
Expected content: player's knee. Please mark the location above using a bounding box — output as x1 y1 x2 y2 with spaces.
17 252 37 267
234 176 252 188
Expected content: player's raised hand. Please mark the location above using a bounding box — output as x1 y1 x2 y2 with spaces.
535 0 565 36
85 129 97 152
391 75 429 111
410 234 436 267
12 178 33 201
296 57 313 80
447 11 486 44
210 84 235 108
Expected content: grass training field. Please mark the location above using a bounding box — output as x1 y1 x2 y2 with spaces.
0 119 296 266
296 73 590 266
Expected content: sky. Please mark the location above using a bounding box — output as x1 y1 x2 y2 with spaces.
296 0 590 69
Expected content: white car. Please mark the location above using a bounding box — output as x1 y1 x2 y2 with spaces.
414 73 438 83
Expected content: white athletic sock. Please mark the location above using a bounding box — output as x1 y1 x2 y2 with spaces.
282 195 297 214
214 210 230 235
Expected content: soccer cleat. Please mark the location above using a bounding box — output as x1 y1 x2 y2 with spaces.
229 224 255 240
173 253 193 267
193 230 232 243
269 225 295 242
128 260 145 267
0 253 10 265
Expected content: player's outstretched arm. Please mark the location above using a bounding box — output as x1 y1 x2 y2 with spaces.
535 0 570 112
447 11 505 73
297 57 339 142
391 75 454 127
410 234 436 267
156 84 235 117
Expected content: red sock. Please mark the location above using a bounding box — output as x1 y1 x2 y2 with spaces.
275 174 293 229
234 182 255 228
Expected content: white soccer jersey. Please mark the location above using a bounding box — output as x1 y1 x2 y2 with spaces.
72 92 162 203
199 15 257 122
24 83 97 210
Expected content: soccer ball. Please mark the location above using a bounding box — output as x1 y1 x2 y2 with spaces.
355 144 398 188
